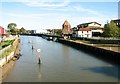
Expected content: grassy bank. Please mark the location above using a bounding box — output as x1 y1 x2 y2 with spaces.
95 44 120 47
0 40 14 50
0 39 17 58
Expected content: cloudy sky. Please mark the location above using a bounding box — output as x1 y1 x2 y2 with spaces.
0 0 119 30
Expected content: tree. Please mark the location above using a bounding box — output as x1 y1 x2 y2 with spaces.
14 28 20 34
47 29 53 34
72 27 78 31
20 27 26 34
54 29 62 35
7 23 17 34
118 27 120 37
103 21 119 37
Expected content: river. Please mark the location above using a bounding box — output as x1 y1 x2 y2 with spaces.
3 36 119 82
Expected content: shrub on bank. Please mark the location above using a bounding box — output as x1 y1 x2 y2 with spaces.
0 39 17 58
0 46 15 58
0 39 14 50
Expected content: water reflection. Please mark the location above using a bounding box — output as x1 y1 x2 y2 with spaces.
81 65 119 80
62 45 70 63
38 64 42 80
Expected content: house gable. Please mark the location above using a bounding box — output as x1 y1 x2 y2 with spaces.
77 22 101 28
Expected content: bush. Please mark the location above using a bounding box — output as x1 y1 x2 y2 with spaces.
0 39 16 58
0 39 14 49
0 44 15 58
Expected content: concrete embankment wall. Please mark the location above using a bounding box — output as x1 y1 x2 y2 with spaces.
0 52 14 67
58 39 120 65
0 37 20 67
1 37 20 82
75 37 120 44
0 45 11 55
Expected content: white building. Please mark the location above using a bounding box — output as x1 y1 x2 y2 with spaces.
77 22 103 37
36 29 47 34
77 22 101 28
78 28 92 38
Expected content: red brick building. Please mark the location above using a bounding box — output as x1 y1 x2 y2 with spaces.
0 26 4 35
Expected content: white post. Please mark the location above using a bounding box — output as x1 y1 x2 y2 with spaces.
37 49 41 64
32 40 34 49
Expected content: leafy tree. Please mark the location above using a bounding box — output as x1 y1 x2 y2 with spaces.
47 29 53 34
14 28 20 34
54 29 62 35
20 27 26 34
103 21 119 37
7 23 17 34
119 28 120 37
72 27 78 31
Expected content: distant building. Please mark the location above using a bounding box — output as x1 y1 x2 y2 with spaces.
77 22 101 28
111 19 120 28
30 30 36 34
77 22 103 37
71 27 78 37
36 29 47 34
62 20 72 39
0 26 5 42
0 26 4 35
62 20 72 35
78 28 92 38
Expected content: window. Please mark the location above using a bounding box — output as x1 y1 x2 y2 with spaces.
87 35 89 37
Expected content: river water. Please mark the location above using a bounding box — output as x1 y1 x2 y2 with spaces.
3 36 119 82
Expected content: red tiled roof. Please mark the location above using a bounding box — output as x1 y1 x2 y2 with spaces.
79 28 91 31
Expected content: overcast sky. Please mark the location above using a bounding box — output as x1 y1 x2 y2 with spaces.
0 0 119 30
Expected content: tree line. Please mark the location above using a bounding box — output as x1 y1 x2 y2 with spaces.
7 23 29 34
7 21 120 37
102 21 120 37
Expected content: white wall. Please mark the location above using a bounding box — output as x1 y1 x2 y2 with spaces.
91 29 103 33
36 29 47 34
78 31 92 38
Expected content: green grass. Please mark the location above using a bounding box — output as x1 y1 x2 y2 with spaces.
0 40 17 58
0 46 15 58
0 39 14 50
95 44 120 47
79 40 91 44
72 39 119 47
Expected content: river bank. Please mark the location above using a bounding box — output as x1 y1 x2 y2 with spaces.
58 38 120 65
2 36 119 82
71 39 120 53
0 37 21 83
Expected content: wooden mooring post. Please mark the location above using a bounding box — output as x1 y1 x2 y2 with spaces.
37 49 41 64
